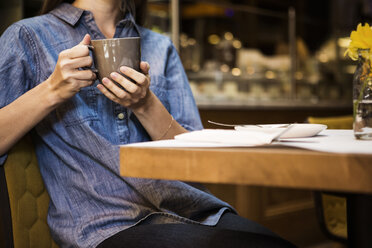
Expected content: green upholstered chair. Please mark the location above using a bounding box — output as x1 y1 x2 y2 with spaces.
0 134 58 248
313 192 347 242
307 115 353 130
308 115 352 243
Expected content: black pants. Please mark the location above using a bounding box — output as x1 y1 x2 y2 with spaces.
97 212 296 248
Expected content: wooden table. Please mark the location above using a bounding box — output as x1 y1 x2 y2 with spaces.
120 146 372 194
120 132 372 247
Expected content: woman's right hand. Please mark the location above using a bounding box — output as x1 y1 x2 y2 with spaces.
46 34 96 104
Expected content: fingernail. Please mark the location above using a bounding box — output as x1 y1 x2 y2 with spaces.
120 66 126 72
110 72 118 78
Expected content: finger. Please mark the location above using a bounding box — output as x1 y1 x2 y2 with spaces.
72 69 96 81
140 61 150 74
66 34 91 59
119 66 148 85
97 83 120 103
102 77 128 99
70 56 93 69
79 34 91 46
110 72 139 94
69 44 90 59
78 79 95 88
68 78 94 92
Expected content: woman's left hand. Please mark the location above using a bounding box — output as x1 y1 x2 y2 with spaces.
97 61 151 110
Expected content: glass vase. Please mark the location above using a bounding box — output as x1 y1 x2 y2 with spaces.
353 49 372 139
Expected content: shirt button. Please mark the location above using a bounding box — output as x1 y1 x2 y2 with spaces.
117 113 125 120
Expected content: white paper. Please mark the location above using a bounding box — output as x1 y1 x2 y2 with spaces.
174 129 279 146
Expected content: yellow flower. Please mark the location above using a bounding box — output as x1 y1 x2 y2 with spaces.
345 23 372 60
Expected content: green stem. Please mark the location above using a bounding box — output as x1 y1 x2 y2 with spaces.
354 79 369 119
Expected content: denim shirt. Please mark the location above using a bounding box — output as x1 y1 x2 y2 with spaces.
0 3 233 248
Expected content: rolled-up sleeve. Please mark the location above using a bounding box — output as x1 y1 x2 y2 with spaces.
164 43 203 131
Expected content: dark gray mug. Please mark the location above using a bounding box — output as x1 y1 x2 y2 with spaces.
89 37 141 82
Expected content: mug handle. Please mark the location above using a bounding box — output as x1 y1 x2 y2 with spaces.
83 45 98 74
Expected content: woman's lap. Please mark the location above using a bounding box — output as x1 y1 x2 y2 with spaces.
215 212 278 237
96 212 296 248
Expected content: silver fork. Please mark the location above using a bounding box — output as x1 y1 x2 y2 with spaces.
207 120 291 128
207 120 294 142
207 120 243 127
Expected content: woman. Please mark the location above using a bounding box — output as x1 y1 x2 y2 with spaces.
0 0 295 247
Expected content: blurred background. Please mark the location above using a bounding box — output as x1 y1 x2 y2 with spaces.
144 0 371 112
1 0 370 247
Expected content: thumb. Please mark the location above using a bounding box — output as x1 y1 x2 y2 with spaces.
140 61 150 74
80 34 91 45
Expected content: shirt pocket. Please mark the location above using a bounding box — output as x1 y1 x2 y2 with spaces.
56 86 99 127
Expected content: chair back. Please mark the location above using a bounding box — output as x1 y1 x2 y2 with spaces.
0 134 58 248
307 115 353 129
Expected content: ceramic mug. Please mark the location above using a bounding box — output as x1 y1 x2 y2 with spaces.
88 37 141 82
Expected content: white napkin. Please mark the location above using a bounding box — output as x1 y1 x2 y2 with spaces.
174 129 283 146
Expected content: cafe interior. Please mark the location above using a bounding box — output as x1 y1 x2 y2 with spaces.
0 0 371 247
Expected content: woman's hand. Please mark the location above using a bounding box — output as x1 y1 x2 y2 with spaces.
47 34 96 104
97 62 151 111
